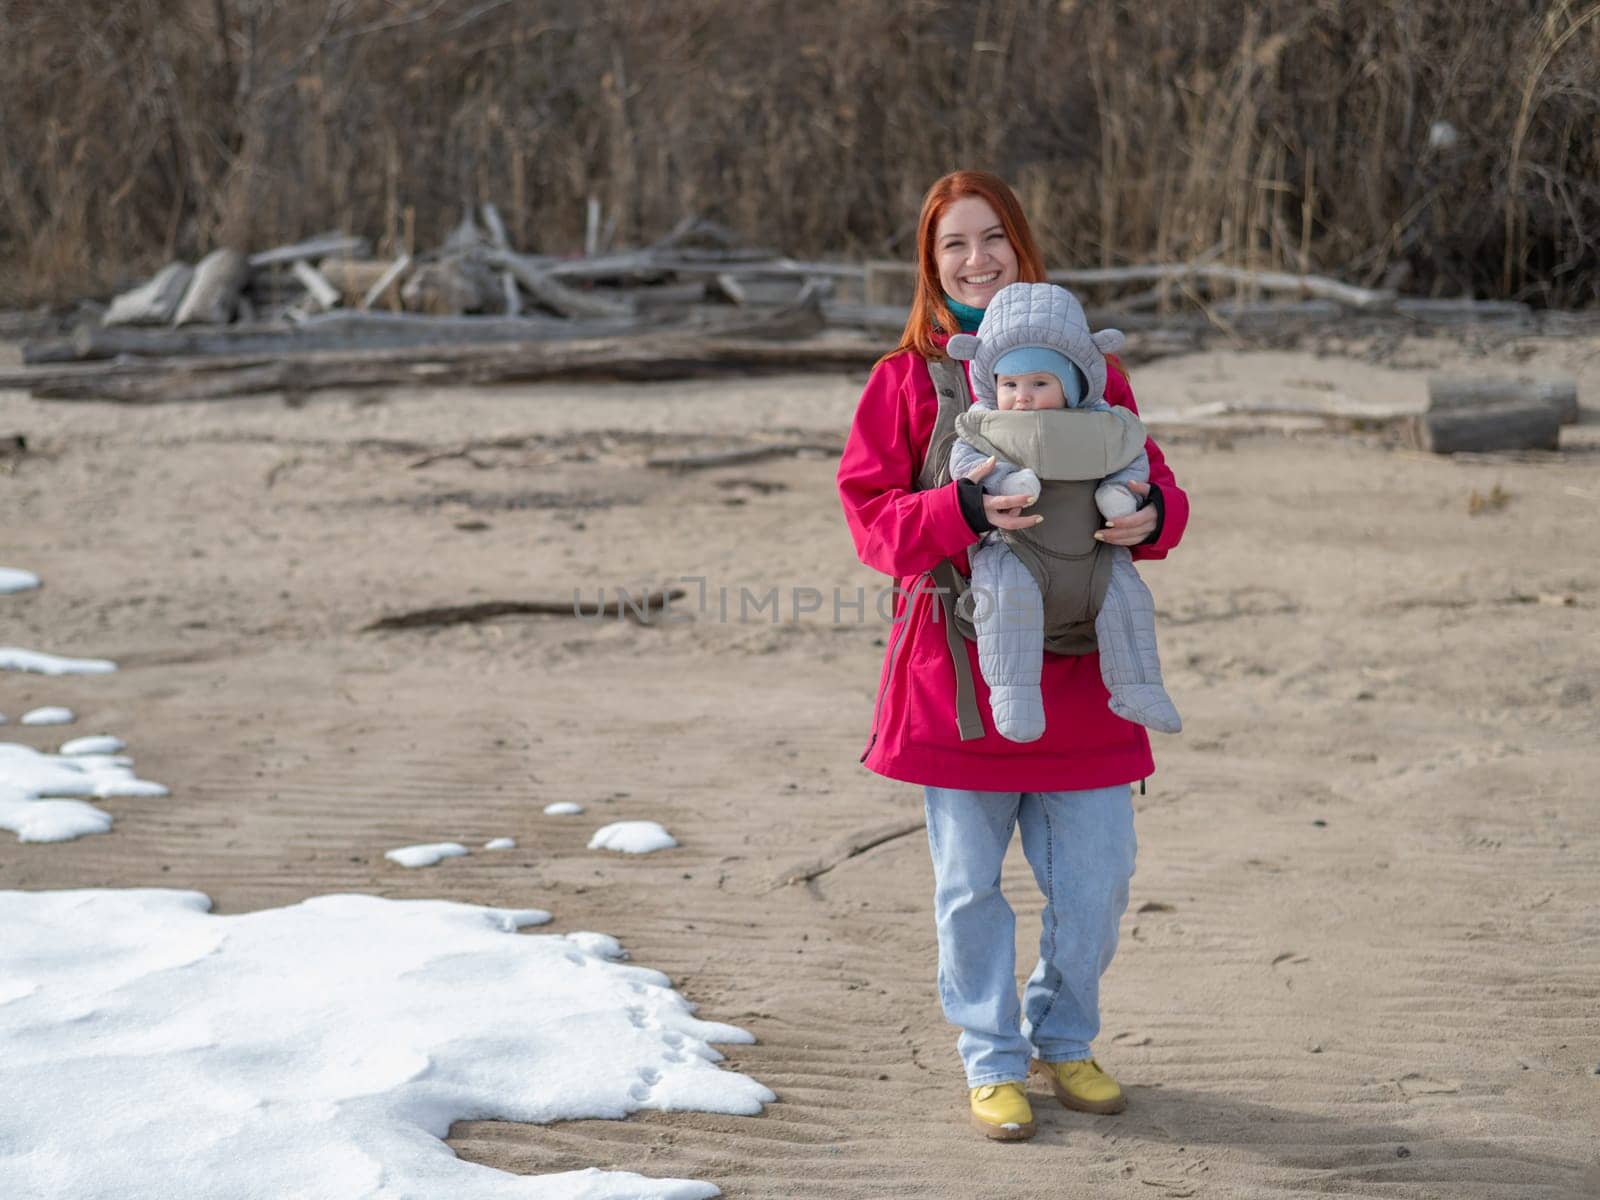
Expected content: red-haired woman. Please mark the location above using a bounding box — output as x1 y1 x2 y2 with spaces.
836 170 1189 1140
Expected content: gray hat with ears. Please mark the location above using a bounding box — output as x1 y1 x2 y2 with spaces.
946 282 1125 410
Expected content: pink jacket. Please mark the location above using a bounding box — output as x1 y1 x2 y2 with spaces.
835 338 1190 792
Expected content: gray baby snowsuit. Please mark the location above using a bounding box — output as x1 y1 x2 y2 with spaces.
946 282 1181 741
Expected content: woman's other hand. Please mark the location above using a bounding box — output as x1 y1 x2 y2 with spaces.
965 455 1043 531
1094 480 1156 545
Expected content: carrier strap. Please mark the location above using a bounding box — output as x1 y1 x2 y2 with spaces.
932 555 986 741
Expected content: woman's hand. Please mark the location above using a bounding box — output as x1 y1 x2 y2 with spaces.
1094 480 1156 545
965 456 1043 531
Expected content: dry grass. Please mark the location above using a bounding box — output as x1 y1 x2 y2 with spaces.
1 0 1596 307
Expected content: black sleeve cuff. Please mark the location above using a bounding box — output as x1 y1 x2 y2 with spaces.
957 478 994 534
1138 484 1165 546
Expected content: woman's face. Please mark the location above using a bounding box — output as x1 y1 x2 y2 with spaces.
933 196 1019 309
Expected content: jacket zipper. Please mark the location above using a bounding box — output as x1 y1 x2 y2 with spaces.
860 573 929 762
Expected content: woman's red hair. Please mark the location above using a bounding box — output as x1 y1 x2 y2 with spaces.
886 170 1047 364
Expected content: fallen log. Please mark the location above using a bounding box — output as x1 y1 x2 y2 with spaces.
104 262 194 326
1406 401 1561 454
364 586 686 631
1396 298 1534 326
1427 377 1578 425
22 311 642 365
27 331 882 403
173 249 250 326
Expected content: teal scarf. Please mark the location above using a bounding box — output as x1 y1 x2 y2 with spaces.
943 294 985 333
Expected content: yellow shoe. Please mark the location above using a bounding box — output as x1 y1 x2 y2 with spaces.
1031 1057 1127 1114
968 1082 1036 1140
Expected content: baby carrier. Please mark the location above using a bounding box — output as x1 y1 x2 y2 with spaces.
915 354 1147 740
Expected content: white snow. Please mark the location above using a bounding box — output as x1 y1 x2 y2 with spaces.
0 889 771 1199
385 842 469 868
60 734 126 755
0 567 40 593
485 837 516 850
0 646 117 675
0 742 169 843
589 820 678 855
21 706 75 726
544 801 585 816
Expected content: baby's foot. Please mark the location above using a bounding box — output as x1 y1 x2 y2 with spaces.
1007 468 1042 502
1107 684 1182 734
989 684 1045 743
1095 483 1139 519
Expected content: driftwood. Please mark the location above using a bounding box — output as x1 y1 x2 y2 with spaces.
401 257 500 315
479 204 521 317
248 234 370 269
290 260 341 312
646 441 845 470
487 249 635 321
21 313 631 366
1395 298 1535 326
360 254 411 310
1427 377 1578 425
173 249 250 326
364 586 686 631
1406 402 1562 454
104 262 194 326
26 331 881 403
317 258 394 308
1047 263 1396 310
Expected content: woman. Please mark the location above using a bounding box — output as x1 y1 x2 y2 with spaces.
835 171 1189 1141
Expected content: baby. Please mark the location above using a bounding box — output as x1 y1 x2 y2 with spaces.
946 282 1181 741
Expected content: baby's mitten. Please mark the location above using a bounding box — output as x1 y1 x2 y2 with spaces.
1095 482 1139 519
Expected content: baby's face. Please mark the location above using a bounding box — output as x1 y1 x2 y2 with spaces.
995 371 1066 412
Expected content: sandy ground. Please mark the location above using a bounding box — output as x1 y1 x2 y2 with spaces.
3 331 1598 1199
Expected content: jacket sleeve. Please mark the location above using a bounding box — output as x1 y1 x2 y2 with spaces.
1105 361 1189 562
837 355 983 579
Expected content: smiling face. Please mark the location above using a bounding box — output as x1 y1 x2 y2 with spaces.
995 371 1067 412
934 196 1020 310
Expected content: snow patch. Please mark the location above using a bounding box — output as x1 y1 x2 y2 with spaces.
0 889 771 1198
484 837 516 850
60 734 126 756
21 706 75 726
0 742 169 843
0 568 40 594
544 801 584 815
384 842 469 868
589 820 678 855
0 647 117 676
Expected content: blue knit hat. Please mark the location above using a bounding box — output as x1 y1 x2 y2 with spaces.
992 346 1087 406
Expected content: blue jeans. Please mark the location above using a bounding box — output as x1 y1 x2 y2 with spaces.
924 785 1137 1087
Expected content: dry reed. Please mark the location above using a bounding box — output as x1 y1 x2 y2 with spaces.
0 0 1595 307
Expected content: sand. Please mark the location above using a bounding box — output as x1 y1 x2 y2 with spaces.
2 331 1597 1198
